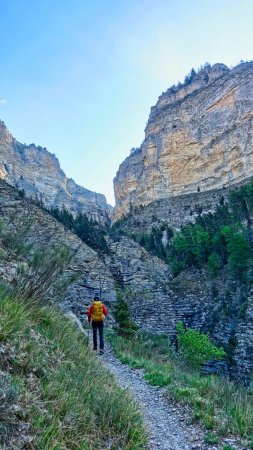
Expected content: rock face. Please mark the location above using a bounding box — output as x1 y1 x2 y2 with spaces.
0 180 173 325
0 121 111 224
114 62 253 222
0 180 116 313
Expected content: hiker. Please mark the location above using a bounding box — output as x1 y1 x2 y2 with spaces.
87 295 108 355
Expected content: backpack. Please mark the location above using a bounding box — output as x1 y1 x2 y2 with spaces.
92 301 104 321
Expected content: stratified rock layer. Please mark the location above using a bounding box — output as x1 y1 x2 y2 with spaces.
0 121 111 224
0 180 116 312
114 62 253 221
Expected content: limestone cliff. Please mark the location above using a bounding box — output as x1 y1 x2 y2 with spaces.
0 121 111 224
114 62 253 222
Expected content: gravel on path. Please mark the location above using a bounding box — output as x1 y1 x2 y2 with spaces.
102 346 207 450
79 317 242 450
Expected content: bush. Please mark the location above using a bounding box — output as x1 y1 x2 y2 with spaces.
0 217 78 302
176 321 226 369
15 244 78 302
0 374 19 446
207 252 223 276
222 226 251 279
113 288 138 338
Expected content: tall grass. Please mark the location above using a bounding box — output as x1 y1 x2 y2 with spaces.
108 332 253 446
0 295 147 449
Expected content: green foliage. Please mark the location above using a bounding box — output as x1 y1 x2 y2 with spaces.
0 295 147 449
113 288 138 338
114 179 253 282
168 210 252 279
207 252 223 276
0 217 78 302
15 244 78 302
144 370 172 386
0 373 20 446
109 331 253 445
0 217 34 262
222 226 251 279
169 223 211 271
229 179 253 220
129 224 174 263
50 207 110 255
176 321 226 369
129 180 253 279
204 432 219 444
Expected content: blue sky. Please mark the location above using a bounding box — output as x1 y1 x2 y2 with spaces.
0 0 252 205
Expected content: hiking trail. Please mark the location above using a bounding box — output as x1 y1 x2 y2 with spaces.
74 315 240 450
103 346 205 450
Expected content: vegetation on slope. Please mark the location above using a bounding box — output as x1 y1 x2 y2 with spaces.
0 293 147 449
108 330 253 449
49 206 110 256
114 179 253 282
20 188 110 256
0 215 147 449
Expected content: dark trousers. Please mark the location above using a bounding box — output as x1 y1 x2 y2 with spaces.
92 321 104 350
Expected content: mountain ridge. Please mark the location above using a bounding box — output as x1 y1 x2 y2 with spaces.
0 120 112 224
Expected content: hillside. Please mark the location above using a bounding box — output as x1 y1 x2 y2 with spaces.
0 295 146 449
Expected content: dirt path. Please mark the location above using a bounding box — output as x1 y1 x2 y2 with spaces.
102 346 207 450
69 315 241 450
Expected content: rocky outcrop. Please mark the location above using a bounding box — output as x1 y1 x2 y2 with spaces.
0 180 116 313
0 121 111 224
0 180 174 323
114 62 253 222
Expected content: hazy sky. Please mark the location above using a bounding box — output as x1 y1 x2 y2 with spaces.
0 0 252 204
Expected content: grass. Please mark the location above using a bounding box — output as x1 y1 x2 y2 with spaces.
0 294 148 450
108 331 253 446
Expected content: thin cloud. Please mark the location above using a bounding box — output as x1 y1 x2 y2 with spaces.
0 99 7 105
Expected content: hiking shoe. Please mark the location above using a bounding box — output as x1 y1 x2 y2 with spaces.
99 350 104 356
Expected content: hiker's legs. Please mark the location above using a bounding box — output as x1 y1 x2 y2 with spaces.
98 321 104 351
92 322 98 350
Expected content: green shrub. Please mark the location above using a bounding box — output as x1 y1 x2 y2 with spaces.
144 371 172 386
176 321 226 369
0 217 78 302
208 252 223 276
127 224 174 263
222 226 251 279
0 374 20 446
113 288 138 338
204 432 219 444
